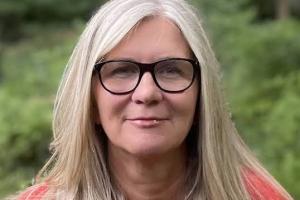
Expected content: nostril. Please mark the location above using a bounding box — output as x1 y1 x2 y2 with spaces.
133 97 160 106
134 99 144 104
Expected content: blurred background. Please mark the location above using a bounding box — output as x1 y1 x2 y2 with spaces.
0 0 299 198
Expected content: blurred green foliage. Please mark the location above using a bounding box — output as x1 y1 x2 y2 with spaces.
194 0 300 198
220 18 300 199
0 23 84 197
0 0 299 199
0 0 102 41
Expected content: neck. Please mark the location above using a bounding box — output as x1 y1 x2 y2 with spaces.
108 144 188 200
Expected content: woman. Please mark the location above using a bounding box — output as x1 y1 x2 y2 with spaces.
15 0 293 199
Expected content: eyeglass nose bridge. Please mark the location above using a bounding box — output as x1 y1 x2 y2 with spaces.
134 62 162 91
136 63 158 81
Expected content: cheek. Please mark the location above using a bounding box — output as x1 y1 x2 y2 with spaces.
171 85 198 121
163 88 198 145
94 84 129 125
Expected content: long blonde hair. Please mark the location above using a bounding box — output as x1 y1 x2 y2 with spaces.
33 0 293 199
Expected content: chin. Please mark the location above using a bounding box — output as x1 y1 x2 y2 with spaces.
109 132 185 158
128 146 167 157
125 140 181 159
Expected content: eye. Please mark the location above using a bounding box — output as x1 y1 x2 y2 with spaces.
111 66 136 76
102 62 139 79
156 64 184 78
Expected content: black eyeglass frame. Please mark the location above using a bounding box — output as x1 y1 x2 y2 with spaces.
93 57 200 95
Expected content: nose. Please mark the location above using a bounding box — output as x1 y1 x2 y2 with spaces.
131 72 163 105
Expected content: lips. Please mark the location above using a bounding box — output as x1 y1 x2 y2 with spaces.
126 117 168 128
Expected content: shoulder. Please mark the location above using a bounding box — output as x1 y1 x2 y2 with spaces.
17 183 48 200
244 169 288 200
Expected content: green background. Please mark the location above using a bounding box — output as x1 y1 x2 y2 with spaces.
0 0 299 199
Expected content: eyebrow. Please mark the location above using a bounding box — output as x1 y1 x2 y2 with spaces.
103 56 186 63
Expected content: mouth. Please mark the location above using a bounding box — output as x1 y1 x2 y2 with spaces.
126 117 168 128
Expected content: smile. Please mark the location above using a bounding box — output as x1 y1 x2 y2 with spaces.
126 118 167 128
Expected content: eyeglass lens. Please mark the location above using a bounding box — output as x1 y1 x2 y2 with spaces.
98 59 196 94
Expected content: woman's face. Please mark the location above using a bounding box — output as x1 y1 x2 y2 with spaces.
93 17 199 157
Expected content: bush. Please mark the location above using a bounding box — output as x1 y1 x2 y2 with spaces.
0 23 82 198
219 19 300 199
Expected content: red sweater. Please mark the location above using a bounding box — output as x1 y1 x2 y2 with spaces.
244 170 287 200
18 184 48 200
18 173 288 200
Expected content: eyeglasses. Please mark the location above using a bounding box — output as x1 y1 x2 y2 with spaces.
93 58 200 95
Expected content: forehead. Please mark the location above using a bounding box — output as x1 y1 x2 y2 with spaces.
105 16 191 62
